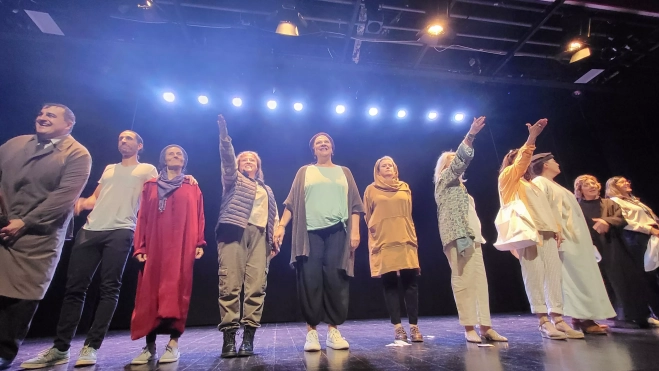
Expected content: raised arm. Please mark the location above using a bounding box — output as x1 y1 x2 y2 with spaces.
499 119 547 184
436 117 485 190
218 114 238 190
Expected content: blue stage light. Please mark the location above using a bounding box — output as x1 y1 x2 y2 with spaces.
198 95 209 105
267 100 277 110
163 92 175 102
335 105 346 114
368 107 378 116
454 112 465 122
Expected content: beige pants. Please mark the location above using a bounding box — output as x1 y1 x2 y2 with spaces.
518 233 563 315
218 224 270 331
444 242 492 326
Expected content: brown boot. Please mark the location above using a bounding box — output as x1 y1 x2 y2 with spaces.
409 325 423 342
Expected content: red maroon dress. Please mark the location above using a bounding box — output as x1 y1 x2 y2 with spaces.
130 179 206 340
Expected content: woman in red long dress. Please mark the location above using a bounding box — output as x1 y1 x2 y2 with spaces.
130 145 206 365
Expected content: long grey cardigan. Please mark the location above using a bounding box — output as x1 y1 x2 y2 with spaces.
0 134 91 300
284 165 364 277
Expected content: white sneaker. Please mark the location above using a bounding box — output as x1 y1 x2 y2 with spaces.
19 347 69 369
159 346 180 363
648 317 659 327
74 346 97 366
326 328 349 350
304 330 321 352
130 346 158 365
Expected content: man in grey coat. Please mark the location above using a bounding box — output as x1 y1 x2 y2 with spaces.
0 103 92 370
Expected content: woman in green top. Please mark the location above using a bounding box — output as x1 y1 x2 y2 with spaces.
274 132 364 352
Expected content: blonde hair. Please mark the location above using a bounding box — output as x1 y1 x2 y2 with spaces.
605 176 627 199
236 151 264 181
433 151 465 184
574 174 601 201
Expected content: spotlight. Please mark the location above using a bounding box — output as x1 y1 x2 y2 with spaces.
567 40 584 52
232 97 243 107
197 95 209 105
276 21 299 36
397 110 407 118
453 113 465 122
368 107 379 116
570 47 591 63
267 100 277 110
274 2 307 36
427 24 444 36
293 102 303 111
418 17 448 45
335 105 346 114
163 92 175 102
428 111 438 120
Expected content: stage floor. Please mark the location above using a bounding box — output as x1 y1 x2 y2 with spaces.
11 314 659 371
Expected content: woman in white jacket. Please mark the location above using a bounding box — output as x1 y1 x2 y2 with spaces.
605 176 659 327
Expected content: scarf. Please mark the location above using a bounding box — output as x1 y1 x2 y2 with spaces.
372 156 410 193
157 170 185 212
157 144 188 212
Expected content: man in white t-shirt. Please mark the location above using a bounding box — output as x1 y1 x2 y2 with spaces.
20 130 193 369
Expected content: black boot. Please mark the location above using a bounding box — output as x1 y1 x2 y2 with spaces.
238 326 256 357
221 329 238 358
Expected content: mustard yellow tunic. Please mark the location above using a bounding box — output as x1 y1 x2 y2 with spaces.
363 185 419 277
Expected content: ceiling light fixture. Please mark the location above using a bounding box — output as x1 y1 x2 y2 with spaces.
274 1 306 36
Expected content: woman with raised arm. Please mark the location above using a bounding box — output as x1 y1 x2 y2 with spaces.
498 119 580 340
363 156 422 343
434 116 507 343
273 132 364 352
215 115 280 358
575 175 653 328
605 176 659 327
527 157 615 335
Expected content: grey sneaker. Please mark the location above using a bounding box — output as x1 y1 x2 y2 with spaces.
159 346 180 363
19 347 69 369
74 345 97 366
130 346 158 365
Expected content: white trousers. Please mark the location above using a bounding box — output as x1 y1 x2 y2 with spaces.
444 242 492 326
519 233 563 315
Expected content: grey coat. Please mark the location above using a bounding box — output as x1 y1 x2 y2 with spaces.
0 134 91 300
434 142 475 247
284 165 364 277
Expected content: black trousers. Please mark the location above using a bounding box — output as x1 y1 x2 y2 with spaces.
381 269 419 325
0 296 40 361
54 229 133 351
623 230 659 317
296 223 350 327
145 320 182 344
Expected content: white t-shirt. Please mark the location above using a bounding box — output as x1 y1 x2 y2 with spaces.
83 163 158 231
248 184 269 228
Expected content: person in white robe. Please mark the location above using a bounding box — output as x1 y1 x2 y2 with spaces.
528 153 615 334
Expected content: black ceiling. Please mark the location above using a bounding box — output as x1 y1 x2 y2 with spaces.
1 0 659 90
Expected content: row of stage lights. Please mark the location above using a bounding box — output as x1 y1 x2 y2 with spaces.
161 92 467 122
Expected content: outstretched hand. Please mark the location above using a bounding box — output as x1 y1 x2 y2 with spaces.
217 114 227 129
527 118 548 138
468 116 486 135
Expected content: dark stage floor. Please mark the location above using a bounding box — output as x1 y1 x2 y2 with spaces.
10 315 659 371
